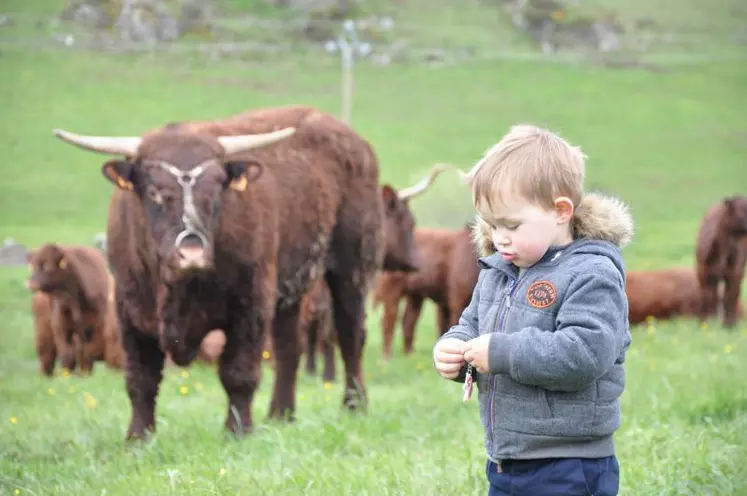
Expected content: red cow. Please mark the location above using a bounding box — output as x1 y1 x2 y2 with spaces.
696 195 747 328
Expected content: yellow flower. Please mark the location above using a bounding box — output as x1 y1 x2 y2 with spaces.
14 489 20 495
84 392 97 409
9 416 18 425
219 468 227 477
61 368 71 377
262 350 271 360
700 322 708 330
551 9 566 22
323 382 333 390
299 393 306 401
47 387 56 396
324 394 330 402
181 370 189 379
194 382 204 391
724 344 734 355
179 385 189 396
645 315 656 325
416 362 425 371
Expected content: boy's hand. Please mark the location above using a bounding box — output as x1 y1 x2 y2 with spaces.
462 335 492 373
433 338 466 379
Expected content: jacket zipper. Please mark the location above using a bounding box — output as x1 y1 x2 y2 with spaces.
487 269 529 450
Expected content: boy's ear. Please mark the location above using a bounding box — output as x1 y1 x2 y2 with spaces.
554 197 575 224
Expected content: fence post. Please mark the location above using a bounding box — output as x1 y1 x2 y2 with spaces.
335 19 365 125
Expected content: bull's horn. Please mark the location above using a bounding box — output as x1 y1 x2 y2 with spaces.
218 127 296 156
397 163 452 200
53 129 142 156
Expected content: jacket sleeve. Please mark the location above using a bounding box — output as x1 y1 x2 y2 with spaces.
487 261 629 391
435 269 484 383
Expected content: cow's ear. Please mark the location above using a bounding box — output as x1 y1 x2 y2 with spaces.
102 160 136 191
381 185 399 211
224 160 263 192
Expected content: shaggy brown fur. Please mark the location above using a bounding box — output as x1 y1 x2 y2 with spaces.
27 244 125 376
626 267 743 325
696 195 747 328
372 224 479 360
54 105 398 440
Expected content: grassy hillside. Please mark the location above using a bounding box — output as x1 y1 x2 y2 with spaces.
1 1 746 495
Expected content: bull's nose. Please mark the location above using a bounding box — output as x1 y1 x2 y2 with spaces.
176 233 206 268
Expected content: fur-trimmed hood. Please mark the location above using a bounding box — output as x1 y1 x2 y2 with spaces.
471 192 635 258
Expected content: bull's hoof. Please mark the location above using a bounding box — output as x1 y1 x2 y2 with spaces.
343 387 368 413
224 420 253 438
267 407 296 423
125 426 153 442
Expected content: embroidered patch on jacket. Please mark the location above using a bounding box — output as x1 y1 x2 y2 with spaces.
526 280 557 309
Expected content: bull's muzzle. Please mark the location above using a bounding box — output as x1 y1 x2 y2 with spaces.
175 231 207 269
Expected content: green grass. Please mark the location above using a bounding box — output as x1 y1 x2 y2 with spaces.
2 0 747 494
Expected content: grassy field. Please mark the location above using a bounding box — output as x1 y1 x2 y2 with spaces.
2 0 747 494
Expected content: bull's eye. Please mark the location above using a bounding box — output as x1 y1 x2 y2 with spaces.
147 185 163 205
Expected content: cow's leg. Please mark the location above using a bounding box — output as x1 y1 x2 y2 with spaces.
326 271 368 412
381 296 401 361
35 319 56 377
304 313 320 377
722 262 745 329
321 311 337 382
697 275 720 323
122 323 165 441
219 308 265 435
268 301 302 421
402 295 424 355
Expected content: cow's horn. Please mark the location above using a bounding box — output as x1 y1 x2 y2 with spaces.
53 129 142 156
397 163 452 200
455 168 471 184
218 127 296 156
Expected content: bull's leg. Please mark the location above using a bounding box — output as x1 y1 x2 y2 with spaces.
402 295 424 355
219 311 265 435
381 296 401 361
122 325 165 441
268 302 302 421
327 272 367 412
722 266 745 329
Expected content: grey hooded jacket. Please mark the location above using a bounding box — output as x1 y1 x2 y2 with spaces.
438 193 635 462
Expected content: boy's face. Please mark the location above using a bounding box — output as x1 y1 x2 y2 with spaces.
478 193 571 268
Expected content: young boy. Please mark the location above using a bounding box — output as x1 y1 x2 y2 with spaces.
433 124 633 496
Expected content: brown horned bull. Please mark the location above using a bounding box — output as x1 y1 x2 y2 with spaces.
372 223 480 360
695 195 747 329
53 105 419 441
625 267 742 325
26 244 125 376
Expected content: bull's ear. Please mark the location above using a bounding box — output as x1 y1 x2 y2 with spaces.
102 160 136 191
381 185 398 211
224 160 263 192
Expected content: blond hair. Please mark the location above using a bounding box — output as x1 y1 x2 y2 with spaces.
468 124 587 214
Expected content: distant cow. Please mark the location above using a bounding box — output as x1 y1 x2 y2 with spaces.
625 267 743 325
300 278 336 382
26 244 125 376
696 195 747 329
53 105 418 440
372 223 479 359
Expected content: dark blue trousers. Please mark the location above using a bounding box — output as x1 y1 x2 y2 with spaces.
486 456 619 496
